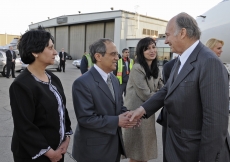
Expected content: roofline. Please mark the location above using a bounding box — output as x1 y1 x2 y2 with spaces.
29 10 168 26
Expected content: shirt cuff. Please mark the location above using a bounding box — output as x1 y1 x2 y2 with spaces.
32 146 51 159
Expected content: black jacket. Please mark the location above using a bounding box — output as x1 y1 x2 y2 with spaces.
6 50 16 64
59 52 67 62
10 68 72 160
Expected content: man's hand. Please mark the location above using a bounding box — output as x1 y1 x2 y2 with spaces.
44 148 62 162
129 106 146 122
118 111 138 128
58 136 70 154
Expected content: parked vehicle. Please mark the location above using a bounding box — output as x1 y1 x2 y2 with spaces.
0 51 22 77
72 59 81 69
66 53 72 60
21 54 60 71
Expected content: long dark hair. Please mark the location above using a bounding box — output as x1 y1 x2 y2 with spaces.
135 37 159 79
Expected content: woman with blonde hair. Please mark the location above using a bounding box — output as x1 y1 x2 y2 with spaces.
206 38 230 113
206 38 224 57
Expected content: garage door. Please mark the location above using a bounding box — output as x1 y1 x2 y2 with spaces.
56 26 69 53
69 25 85 59
85 23 104 52
105 22 114 41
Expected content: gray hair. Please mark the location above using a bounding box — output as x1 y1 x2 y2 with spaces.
174 12 201 40
89 38 113 63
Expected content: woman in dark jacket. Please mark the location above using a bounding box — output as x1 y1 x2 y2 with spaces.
10 26 72 162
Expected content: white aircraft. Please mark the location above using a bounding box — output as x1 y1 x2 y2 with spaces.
196 0 230 63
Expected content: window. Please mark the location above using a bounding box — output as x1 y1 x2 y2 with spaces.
147 29 150 35
142 28 158 37
151 30 155 36
142 28 146 35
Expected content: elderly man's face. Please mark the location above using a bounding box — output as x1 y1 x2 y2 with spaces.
97 42 119 73
9 46 13 50
165 19 182 54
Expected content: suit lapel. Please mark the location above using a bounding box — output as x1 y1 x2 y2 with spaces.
90 67 115 103
165 42 203 99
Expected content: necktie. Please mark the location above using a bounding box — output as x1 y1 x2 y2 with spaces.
172 58 181 83
107 74 115 100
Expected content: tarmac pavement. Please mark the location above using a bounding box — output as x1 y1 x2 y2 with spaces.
0 60 229 162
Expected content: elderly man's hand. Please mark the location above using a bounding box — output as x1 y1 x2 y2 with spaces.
118 111 138 128
129 106 146 122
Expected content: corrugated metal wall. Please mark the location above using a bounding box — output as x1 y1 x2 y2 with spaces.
56 26 69 53
85 23 104 53
69 25 85 59
105 22 114 41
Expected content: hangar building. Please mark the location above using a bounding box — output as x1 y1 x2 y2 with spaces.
29 10 168 60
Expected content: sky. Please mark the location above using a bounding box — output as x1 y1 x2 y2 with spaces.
1 0 222 35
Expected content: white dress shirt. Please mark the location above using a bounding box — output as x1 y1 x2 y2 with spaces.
94 64 111 83
178 40 199 74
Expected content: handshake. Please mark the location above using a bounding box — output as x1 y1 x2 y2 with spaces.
118 106 146 128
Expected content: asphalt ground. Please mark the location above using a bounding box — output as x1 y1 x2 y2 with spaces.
0 60 229 162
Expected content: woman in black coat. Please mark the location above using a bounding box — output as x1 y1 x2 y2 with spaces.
9 26 73 162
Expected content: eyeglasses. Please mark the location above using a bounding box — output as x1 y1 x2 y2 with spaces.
100 52 119 57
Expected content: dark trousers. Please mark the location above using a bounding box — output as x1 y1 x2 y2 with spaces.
6 62 15 77
162 126 167 162
115 137 122 162
60 60 65 72
120 83 127 96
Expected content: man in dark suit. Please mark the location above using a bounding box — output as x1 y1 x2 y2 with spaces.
72 38 138 162
59 48 67 72
130 12 230 162
6 45 16 78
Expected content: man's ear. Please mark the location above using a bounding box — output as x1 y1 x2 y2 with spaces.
180 28 186 39
94 53 102 62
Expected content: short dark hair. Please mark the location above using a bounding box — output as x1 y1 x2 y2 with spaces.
135 37 159 79
122 48 128 53
89 38 113 63
17 26 54 64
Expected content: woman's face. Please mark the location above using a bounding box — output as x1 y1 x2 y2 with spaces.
212 42 223 57
143 43 157 61
36 39 57 65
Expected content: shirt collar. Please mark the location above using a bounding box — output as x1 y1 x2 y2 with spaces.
94 64 110 82
178 40 199 72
